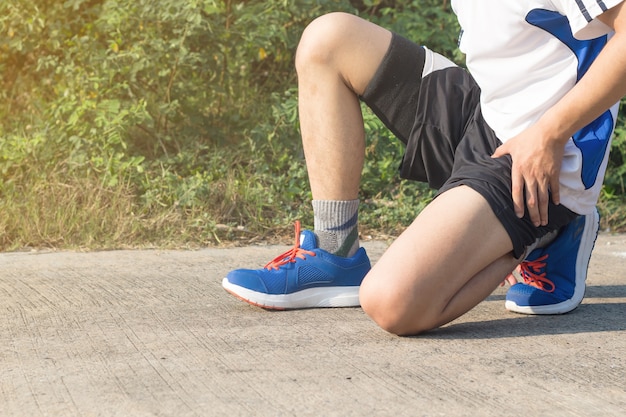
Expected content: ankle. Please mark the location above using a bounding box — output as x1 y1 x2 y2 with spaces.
312 199 360 257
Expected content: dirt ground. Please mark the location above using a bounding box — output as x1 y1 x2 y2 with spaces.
1 234 625 416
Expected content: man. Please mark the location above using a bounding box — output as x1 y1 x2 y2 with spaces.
223 1 626 335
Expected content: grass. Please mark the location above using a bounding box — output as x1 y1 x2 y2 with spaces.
0 149 303 251
0 173 142 251
1 163 625 252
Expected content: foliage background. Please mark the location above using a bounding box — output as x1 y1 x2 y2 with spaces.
0 0 624 251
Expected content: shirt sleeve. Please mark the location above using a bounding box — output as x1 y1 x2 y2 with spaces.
551 0 624 38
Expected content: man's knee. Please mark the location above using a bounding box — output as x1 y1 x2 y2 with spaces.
360 276 435 336
295 12 354 73
296 12 391 95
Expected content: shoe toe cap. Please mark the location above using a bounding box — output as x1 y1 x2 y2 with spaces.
225 269 270 293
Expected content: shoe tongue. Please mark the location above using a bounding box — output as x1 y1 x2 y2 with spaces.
299 230 318 250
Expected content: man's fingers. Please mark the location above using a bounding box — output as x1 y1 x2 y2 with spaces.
491 143 508 159
511 170 525 219
550 176 561 206
525 183 541 227
538 182 550 226
496 140 559 227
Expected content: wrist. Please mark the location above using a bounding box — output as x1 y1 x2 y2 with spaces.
535 110 574 146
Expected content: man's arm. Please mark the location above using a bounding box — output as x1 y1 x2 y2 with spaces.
492 2 626 227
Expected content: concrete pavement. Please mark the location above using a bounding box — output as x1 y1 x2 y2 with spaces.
1 234 625 416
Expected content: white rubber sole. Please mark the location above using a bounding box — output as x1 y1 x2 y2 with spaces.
505 209 599 315
222 278 361 310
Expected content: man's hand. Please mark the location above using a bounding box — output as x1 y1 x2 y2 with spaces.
490 3 626 228
491 123 566 227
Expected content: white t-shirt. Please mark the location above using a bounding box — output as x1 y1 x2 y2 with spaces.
451 0 623 215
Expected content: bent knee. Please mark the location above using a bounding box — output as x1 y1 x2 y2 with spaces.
295 12 363 72
360 278 437 336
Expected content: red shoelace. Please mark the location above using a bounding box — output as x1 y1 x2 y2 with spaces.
264 221 316 271
517 254 555 293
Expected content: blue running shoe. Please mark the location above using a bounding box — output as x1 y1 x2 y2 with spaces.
505 208 600 315
222 221 371 310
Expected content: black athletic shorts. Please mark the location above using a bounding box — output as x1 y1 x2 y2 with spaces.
359 33 578 259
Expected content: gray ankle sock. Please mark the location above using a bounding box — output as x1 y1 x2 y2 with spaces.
312 199 360 257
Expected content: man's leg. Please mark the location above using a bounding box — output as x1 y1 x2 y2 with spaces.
296 13 393 257
296 12 391 201
222 14 392 308
360 185 519 335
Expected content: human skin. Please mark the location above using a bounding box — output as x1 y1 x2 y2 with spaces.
294 4 626 335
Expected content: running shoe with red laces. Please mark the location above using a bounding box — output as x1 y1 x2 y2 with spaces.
505 208 600 315
222 221 371 310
